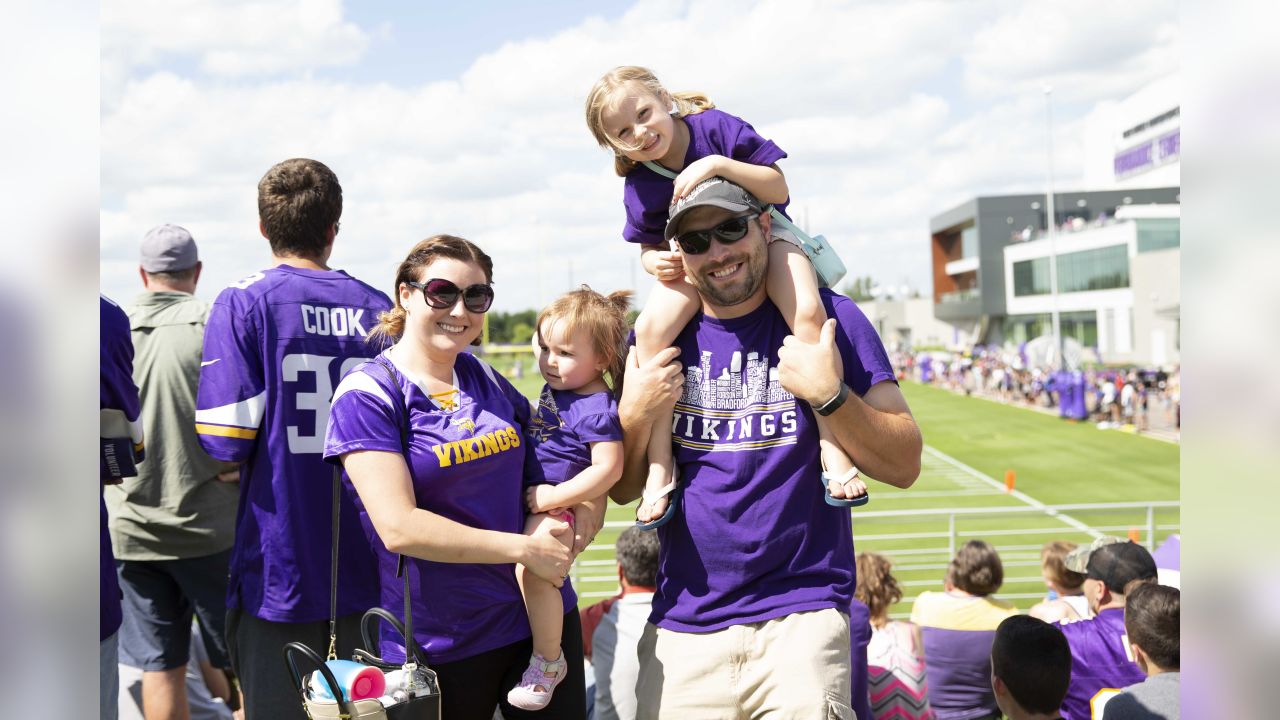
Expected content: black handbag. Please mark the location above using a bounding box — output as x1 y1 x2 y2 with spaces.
281 356 442 719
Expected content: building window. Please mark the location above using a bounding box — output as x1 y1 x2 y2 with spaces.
1013 257 1051 296
1057 245 1129 293
1004 311 1098 348
961 226 978 259
1136 218 1180 252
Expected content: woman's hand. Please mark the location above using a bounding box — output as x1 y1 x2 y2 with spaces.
571 495 608 557
521 518 573 587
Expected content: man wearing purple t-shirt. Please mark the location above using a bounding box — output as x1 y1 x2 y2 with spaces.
613 178 922 718
196 159 392 719
1056 539 1158 720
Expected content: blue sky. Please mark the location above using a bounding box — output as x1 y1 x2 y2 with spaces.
100 0 1179 311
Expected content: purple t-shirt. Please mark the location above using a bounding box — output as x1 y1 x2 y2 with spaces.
622 107 790 246
910 591 1019 720
324 351 575 664
195 266 392 623
653 290 896 632
1058 608 1146 720
527 385 622 487
101 295 144 641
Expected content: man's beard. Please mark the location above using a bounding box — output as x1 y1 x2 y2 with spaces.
689 241 767 308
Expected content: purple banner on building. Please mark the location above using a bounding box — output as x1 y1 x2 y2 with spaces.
1114 129 1179 179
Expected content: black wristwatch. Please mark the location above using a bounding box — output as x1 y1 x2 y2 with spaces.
812 382 850 416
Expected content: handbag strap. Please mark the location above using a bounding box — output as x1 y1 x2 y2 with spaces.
641 160 816 248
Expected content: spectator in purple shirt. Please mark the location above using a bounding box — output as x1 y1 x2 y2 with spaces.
612 178 922 718
1056 539 1159 720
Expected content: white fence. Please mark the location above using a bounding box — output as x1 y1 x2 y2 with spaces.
570 501 1180 608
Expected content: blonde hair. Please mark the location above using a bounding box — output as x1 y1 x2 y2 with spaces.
535 285 632 394
855 553 902 626
370 235 494 346
1041 540 1086 593
585 65 714 177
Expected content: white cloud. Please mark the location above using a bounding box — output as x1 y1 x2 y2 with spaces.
102 0 368 104
101 0 1179 311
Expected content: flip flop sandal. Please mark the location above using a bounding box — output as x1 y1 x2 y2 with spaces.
820 466 870 507
636 477 680 530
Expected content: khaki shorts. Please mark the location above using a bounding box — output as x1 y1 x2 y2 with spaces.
635 608 854 720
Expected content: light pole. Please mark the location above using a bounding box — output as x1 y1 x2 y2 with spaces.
1044 85 1065 370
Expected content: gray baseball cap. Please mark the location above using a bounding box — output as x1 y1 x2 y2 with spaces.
140 224 199 272
663 177 766 240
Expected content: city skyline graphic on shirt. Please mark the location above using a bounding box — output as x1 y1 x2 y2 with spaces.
673 349 800 452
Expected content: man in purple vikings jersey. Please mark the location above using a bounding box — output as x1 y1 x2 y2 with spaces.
102 294 145 720
612 179 923 718
1057 540 1158 720
195 159 391 719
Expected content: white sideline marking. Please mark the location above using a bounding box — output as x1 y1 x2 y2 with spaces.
877 489 1003 499
922 445 1103 539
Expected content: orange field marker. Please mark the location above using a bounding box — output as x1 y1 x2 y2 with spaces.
1128 527 1142 543
1004 470 1015 492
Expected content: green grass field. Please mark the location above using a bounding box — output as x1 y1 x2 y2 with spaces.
483 352 1180 616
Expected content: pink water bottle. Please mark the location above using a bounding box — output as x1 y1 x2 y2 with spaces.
309 660 387 702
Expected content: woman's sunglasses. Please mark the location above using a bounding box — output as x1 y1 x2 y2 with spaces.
673 214 756 255
407 278 495 313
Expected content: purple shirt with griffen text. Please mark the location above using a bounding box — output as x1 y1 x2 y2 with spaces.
196 266 391 623
101 295 143 640
652 290 895 632
526 385 622 488
1058 608 1146 720
324 351 575 664
622 107 790 246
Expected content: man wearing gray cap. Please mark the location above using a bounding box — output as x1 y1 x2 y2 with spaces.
106 224 240 719
1055 538 1159 720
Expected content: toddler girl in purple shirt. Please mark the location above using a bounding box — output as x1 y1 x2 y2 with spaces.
509 287 630 710
584 65 862 527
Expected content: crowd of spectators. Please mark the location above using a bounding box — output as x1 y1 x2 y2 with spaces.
894 347 1180 435
852 537 1180 720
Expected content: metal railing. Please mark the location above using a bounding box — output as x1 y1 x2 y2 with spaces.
939 288 980 304
570 501 1180 607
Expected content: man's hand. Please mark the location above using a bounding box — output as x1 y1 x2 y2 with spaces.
572 495 608 557
619 346 685 429
652 250 686 283
216 462 241 483
778 318 845 405
672 155 725 201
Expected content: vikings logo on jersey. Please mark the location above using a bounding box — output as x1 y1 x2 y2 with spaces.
450 417 477 434
528 386 563 444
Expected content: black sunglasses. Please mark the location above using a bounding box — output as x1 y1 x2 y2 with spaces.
674 214 757 255
407 278 495 313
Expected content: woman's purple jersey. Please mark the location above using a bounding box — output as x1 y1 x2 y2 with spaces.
324 351 574 664
526 385 622 488
622 107 789 246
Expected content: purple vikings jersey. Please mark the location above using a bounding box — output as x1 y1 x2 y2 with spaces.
910 591 1019 720
324 351 575 664
526 385 622 487
1057 608 1146 720
196 266 391 623
101 295 144 640
653 290 895 632
622 108 790 246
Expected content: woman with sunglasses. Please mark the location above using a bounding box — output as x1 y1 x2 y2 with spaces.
324 235 587 719
585 66 864 529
